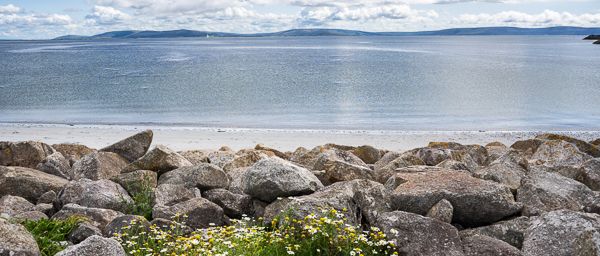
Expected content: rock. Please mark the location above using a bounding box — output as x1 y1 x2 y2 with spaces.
536 133 600 157
428 142 489 168
100 130 153 162
531 140 592 168
227 167 249 194
312 150 374 184
178 150 210 165
0 195 34 217
426 199 453 223
150 218 193 235
517 169 598 216
159 163 230 191
460 216 530 249
34 203 55 217
153 198 224 229
474 150 528 192
0 140 55 168
125 145 192 175
56 235 126 256
207 150 236 168
350 145 381 164
37 190 57 204
53 204 123 230
461 234 522 256
412 147 453 166
203 189 253 218
13 211 48 221
112 170 157 195
577 158 600 191
0 166 68 202
374 152 425 183
154 184 198 206
376 211 464 256
510 139 544 158
241 158 323 202
386 170 521 226
289 146 326 168
573 230 600 256
58 179 133 212
373 151 402 171
485 142 509 163
522 210 600 256
72 152 129 180
52 143 96 166
436 159 470 171
264 180 390 227
36 152 72 179
255 144 289 159
68 222 102 244
0 218 41 256
104 215 150 237
223 150 270 173
591 139 600 147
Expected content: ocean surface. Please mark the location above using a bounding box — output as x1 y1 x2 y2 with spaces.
0 36 599 131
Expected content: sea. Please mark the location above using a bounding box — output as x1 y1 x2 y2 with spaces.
0 36 599 131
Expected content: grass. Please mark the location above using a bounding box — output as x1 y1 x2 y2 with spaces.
114 208 398 256
21 216 85 256
121 176 155 220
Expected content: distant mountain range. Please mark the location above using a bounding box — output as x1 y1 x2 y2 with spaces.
54 26 600 40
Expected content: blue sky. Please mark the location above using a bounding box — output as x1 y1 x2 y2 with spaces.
1 0 599 39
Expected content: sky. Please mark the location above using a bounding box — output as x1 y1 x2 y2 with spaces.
0 0 599 39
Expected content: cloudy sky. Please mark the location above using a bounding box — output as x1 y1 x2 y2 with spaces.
1 0 599 39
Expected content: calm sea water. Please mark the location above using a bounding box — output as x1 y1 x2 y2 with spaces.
0 36 599 131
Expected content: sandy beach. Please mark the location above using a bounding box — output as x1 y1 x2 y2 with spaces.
1 123 599 151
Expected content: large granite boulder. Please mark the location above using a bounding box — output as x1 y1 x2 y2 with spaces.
0 166 68 202
373 151 402 171
517 169 598 216
104 215 150 237
55 235 125 256
461 234 522 256
350 145 382 164
485 142 509 163
530 140 592 171
125 145 192 175
241 158 323 202
153 183 199 207
376 211 464 256
207 150 236 169
111 170 157 195
313 152 374 184
510 139 544 159
72 152 129 180
460 216 530 249
223 150 271 173
0 195 35 217
52 204 123 230
52 143 96 166
36 152 72 179
522 210 600 256
68 222 102 244
153 198 224 229
386 170 522 226
255 144 289 159
535 133 600 157
100 130 153 162
374 152 425 183
178 150 210 165
203 188 253 218
473 150 529 192
577 158 600 191
289 146 327 169
158 163 230 191
0 218 41 256
0 141 55 168
425 199 453 223
58 179 133 212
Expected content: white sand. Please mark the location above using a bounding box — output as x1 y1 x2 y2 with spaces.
1 123 599 152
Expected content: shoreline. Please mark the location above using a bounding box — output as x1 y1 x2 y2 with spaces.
2 122 600 151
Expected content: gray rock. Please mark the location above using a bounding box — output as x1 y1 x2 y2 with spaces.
58 179 133 212
0 166 68 202
0 140 55 168
154 183 198 207
104 215 150 237
72 152 129 180
159 163 230 191
376 211 464 256
178 150 210 165
241 158 323 202
52 143 96 166
56 235 125 256
522 210 600 256
374 152 425 183
34 203 55 217
111 170 157 195
100 130 153 162
536 133 600 158
125 145 192 175
255 144 289 159
12 211 48 222
207 150 236 168
578 158 600 191
485 142 509 163
223 150 271 173
313 152 374 184
227 167 249 194
53 204 123 230
510 139 544 158
411 147 453 166
574 230 600 256
313 148 368 168
427 142 489 168
517 169 598 216
426 199 453 223
460 216 530 249
531 140 592 168
373 151 402 171
0 218 41 256
474 150 528 192
68 222 102 244
153 198 224 229
350 145 382 164
0 195 34 217
436 159 470 171
461 234 522 256
386 170 521 226
36 152 71 179
203 189 253 218
289 146 326 169
37 190 57 204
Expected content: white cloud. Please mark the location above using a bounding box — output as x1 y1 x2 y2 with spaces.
0 4 20 14
85 5 131 25
455 10 600 27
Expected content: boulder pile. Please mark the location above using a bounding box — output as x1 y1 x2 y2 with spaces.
2 130 600 255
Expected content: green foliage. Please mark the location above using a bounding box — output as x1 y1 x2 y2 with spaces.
21 216 85 256
121 176 154 220
115 208 397 256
